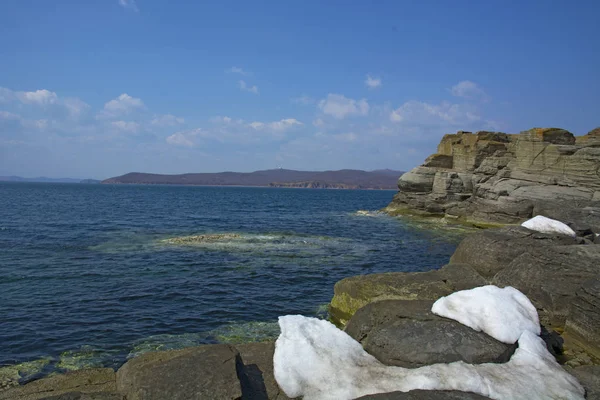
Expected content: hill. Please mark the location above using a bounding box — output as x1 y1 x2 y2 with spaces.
102 169 404 189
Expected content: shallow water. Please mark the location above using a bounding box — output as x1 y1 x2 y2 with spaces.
0 183 470 381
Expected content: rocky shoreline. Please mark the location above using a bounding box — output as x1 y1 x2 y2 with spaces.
2 127 600 399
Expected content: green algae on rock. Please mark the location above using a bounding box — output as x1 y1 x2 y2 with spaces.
0 358 51 392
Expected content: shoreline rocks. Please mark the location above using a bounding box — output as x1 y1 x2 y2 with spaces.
385 127 600 227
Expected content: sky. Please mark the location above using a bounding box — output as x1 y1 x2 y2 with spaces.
1 0 599 179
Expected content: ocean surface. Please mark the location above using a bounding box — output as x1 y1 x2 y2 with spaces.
0 183 472 381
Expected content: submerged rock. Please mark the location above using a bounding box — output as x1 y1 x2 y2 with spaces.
329 263 486 326
345 300 516 368
160 233 241 245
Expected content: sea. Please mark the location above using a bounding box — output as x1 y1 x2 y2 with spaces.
0 183 472 381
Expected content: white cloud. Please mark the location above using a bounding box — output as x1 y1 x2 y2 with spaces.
0 110 20 121
151 114 185 126
100 93 144 118
365 75 382 89
16 89 59 106
0 87 15 103
313 118 325 127
250 118 303 133
389 100 498 131
239 80 259 94
291 95 315 105
63 97 90 118
227 67 250 76
166 128 202 147
318 94 369 119
118 0 139 12
111 120 140 133
450 80 490 101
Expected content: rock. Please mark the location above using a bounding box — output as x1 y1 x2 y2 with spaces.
0 369 117 400
345 300 516 368
493 245 600 328
564 279 600 360
36 393 123 400
236 342 290 400
329 264 486 326
356 390 490 399
160 233 241 245
115 344 242 400
450 226 578 278
384 126 600 226
569 366 600 400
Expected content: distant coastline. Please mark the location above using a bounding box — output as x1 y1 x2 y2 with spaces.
101 169 404 190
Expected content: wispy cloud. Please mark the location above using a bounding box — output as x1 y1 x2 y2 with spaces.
98 93 145 119
450 80 490 102
151 114 185 127
239 80 259 94
166 129 202 147
365 75 382 89
118 0 139 12
318 94 369 119
0 87 90 119
291 95 315 105
226 67 250 76
111 120 141 133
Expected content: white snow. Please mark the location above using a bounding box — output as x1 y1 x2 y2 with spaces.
431 285 540 344
521 215 576 237
274 285 585 400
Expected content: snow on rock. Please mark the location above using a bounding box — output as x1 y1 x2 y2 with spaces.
521 215 576 237
431 285 540 344
274 316 584 400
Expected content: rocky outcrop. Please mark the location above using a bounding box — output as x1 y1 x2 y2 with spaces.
345 300 515 368
2 343 289 400
329 263 486 326
385 127 600 225
565 279 600 360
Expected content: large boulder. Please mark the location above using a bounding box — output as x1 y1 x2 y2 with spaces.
356 390 490 399
115 344 242 400
450 226 579 279
564 279 600 360
345 300 515 368
236 342 290 400
329 264 486 326
493 245 600 329
568 366 600 400
0 369 118 400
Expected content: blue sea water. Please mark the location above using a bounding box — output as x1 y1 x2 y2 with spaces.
0 183 470 379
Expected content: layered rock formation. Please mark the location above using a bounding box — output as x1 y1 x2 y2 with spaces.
385 127 600 226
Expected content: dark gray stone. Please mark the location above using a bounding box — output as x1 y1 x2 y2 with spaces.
450 226 578 278
345 300 515 368
115 344 242 400
236 342 290 400
356 389 490 399
564 279 600 360
493 245 600 329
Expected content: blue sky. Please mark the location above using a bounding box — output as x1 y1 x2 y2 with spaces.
1 0 599 179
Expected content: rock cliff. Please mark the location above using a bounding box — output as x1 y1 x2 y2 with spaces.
385 127 600 225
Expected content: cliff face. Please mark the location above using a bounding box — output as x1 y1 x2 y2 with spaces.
385 127 600 225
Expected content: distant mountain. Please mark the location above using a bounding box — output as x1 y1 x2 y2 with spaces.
102 169 404 189
0 176 84 183
80 179 102 184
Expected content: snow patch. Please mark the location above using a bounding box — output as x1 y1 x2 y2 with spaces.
274 315 584 400
431 285 540 344
521 215 576 237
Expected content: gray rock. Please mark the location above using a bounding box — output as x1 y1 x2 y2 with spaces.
115 344 242 400
569 366 600 400
236 342 290 400
37 392 123 400
0 369 117 400
356 390 490 399
564 279 600 360
493 245 600 329
345 300 515 368
330 264 486 326
450 226 578 278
